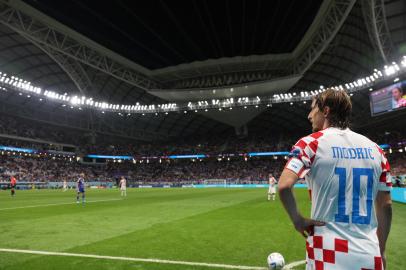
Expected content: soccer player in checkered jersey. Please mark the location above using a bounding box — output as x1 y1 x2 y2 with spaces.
279 89 392 270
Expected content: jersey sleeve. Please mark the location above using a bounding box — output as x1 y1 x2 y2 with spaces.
285 132 322 178
376 145 392 191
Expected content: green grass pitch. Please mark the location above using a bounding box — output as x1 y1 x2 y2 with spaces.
0 188 404 270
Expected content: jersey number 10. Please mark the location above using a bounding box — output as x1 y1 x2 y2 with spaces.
334 167 373 225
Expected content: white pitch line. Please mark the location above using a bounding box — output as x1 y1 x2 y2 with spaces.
0 198 122 211
284 260 306 269
0 248 267 270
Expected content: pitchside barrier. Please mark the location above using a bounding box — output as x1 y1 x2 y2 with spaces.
391 187 406 203
191 184 406 203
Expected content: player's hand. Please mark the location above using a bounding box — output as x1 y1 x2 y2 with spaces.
380 250 386 269
293 215 326 238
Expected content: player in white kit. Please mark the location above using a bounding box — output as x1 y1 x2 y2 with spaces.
268 174 277 201
279 89 392 270
119 176 127 197
63 179 68 192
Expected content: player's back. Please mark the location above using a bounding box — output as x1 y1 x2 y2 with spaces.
287 127 391 269
295 127 391 269
305 128 391 233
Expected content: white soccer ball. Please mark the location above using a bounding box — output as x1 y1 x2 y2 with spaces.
267 252 285 270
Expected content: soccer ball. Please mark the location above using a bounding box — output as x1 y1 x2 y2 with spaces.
267 252 285 270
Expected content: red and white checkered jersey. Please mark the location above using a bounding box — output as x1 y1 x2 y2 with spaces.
285 127 392 270
269 177 276 187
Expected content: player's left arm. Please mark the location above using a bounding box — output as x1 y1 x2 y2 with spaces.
279 168 325 238
376 190 392 268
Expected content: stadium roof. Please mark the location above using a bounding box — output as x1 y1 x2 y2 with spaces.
24 0 324 70
0 0 405 140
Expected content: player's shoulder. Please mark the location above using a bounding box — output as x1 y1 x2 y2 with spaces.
294 130 326 149
347 129 381 149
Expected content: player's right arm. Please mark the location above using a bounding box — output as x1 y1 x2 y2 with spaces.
279 169 325 238
279 134 326 237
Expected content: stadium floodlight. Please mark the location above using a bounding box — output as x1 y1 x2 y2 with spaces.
1 56 405 114
384 66 396 76
401 56 406 67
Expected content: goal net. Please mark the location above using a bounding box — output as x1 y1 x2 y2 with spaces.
203 179 227 187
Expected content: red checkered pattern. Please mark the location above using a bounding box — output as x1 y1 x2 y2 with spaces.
375 144 392 188
306 235 349 270
360 256 382 270
286 131 325 178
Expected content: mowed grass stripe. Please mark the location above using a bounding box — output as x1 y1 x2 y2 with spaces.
0 189 262 255
0 198 123 211
61 194 307 266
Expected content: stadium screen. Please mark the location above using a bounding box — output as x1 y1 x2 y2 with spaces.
370 79 406 116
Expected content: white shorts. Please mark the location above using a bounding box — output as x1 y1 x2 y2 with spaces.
305 224 382 270
120 186 126 191
268 187 276 194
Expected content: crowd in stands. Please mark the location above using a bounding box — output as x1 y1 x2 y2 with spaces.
0 113 297 156
0 154 286 184
0 114 75 144
0 156 107 183
1 113 405 186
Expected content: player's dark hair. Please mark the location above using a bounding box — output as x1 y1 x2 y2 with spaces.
314 89 352 129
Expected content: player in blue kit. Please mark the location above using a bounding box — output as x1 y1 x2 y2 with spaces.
76 173 86 204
